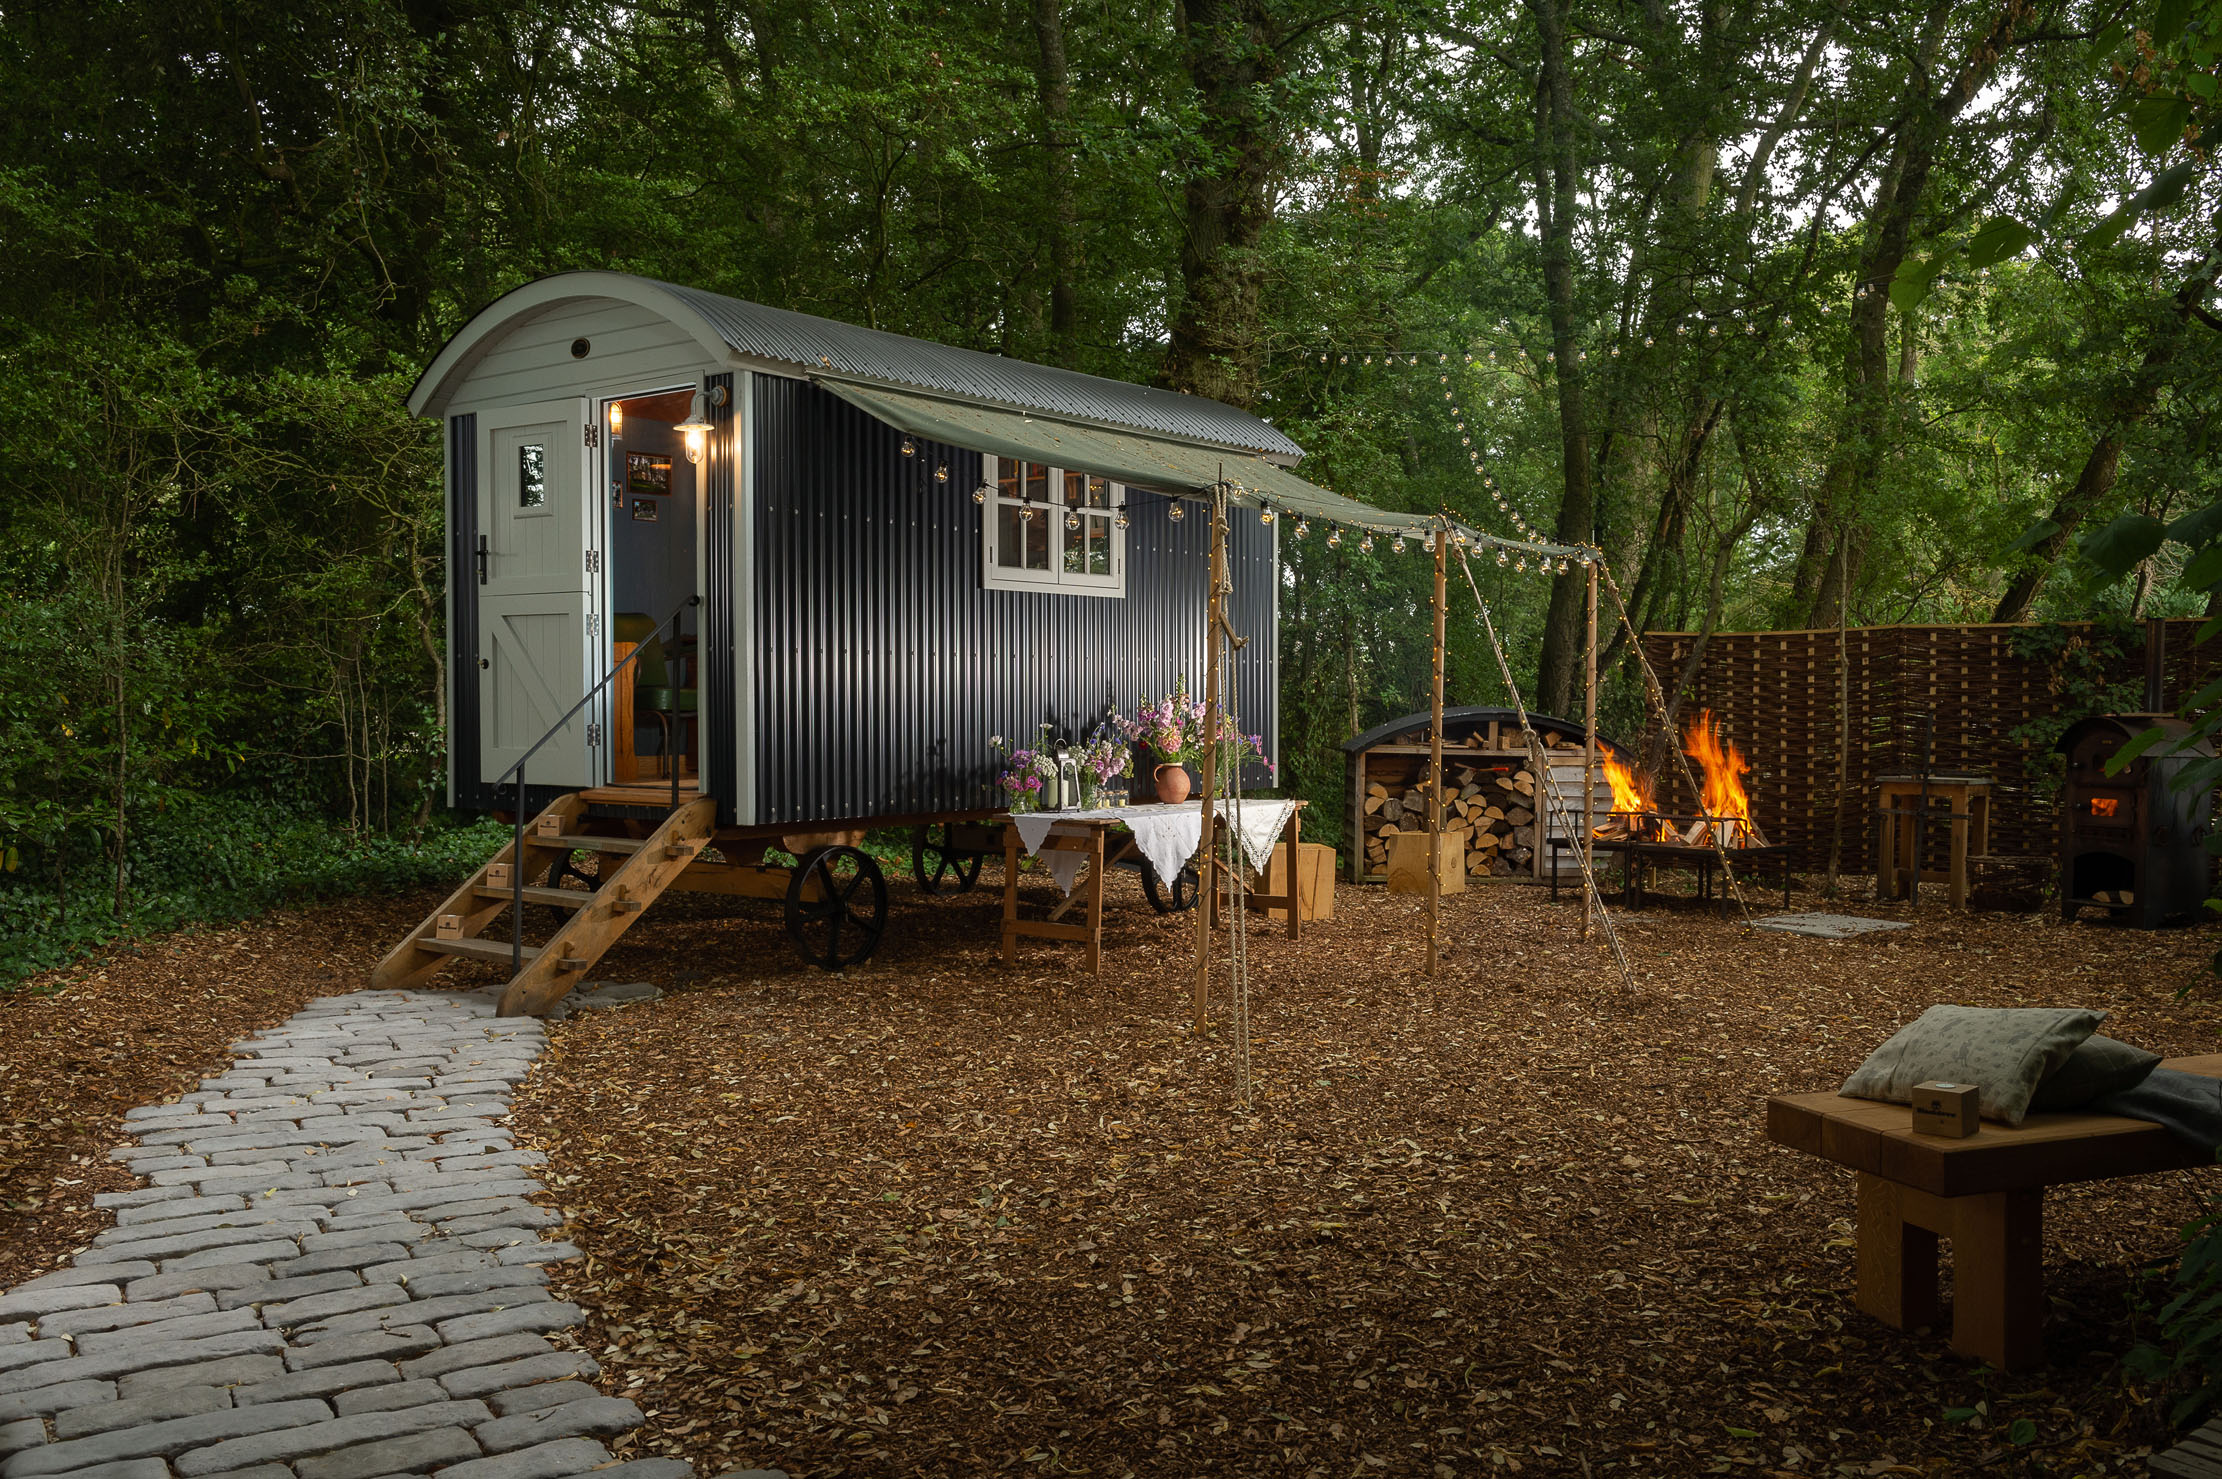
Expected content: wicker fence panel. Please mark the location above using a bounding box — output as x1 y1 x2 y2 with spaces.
1635 620 2217 874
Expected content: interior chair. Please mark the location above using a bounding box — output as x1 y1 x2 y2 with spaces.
613 611 698 778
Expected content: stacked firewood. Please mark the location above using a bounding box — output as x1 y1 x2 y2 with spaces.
1362 764 1540 878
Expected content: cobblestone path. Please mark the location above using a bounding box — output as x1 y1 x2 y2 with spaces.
0 988 689 1479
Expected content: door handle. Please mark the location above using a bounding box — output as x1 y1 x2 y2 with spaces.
476 534 489 586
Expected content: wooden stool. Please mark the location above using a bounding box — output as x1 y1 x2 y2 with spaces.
1876 772 1992 908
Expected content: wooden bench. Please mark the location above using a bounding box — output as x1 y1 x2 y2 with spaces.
1767 1053 2221 1371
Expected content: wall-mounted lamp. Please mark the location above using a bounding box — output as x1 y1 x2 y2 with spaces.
608 402 624 437
675 385 726 465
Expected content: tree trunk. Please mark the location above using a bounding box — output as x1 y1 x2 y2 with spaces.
1163 0 1285 407
1032 0 1080 361
1990 233 2222 621
1530 0 1595 713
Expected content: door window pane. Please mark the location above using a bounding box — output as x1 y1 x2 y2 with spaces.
1085 514 1112 575
998 504 1027 568
518 444 546 508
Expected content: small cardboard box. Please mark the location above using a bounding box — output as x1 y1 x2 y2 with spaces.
1911 1081 1980 1138
1259 841 1336 922
485 863 512 889
434 914 463 942
533 813 564 839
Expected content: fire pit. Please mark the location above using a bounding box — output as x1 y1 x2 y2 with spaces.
1549 710 1795 913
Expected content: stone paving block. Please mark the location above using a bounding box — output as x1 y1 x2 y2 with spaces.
218 1274 361 1312
292 1427 480 1479
8 1458 167 1479
430 1436 610 1479
196 1173 329 1200
42 1292 216 1338
363 1253 489 1286
190 1466 295 1479
128 1265 272 1302
491 1245 576 1269
483 1385 596 1420
3 1398 333 1478
330 1380 443 1417
117 1356 282 1400
284 1248 406 1280
433 1355 598 1404
97 1212 308 1249
172 1401 490 1477
116 1196 251 1227
232 1362 400 1407
0 1346 71 1377
396 1338 551 1383
0 1380 115 1423
281 1328 438 1372
53 1385 233 1441
312 1216 426 1240
430 1211 555 1239
87 1225 317 1267
92 1188 194 1210
0 1331 23 1350
165 1243 307 1273
79 1308 265 1356
0 1420 42 1460
396 1270 542 1303
426 1296 573 1341
16 1267 149 1295
468 1394 644 1447
260 1286 412 1330
0 1285 121 1322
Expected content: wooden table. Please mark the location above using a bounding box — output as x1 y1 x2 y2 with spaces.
1000 801 1305 973
1767 1053 2220 1370
1876 771 1993 908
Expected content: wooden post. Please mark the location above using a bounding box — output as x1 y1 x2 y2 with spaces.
1427 526 1446 978
1581 560 1598 938
1193 488 1225 1032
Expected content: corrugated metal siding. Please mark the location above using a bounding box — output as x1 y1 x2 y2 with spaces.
751 378 1278 824
659 279 1302 459
702 374 739 824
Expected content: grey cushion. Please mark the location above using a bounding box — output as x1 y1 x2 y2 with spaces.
2029 1034 2162 1112
1840 1006 2106 1126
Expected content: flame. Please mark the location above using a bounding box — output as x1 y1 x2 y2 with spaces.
2090 796 2120 819
1685 709 1756 845
1597 750 1655 836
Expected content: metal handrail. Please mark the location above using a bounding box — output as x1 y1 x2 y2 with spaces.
493 594 700 974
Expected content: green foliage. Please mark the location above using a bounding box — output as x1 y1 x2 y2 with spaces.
2128 1191 2222 1425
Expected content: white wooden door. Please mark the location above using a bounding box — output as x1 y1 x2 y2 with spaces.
477 399 595 789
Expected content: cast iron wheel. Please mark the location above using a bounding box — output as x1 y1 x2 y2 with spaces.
543 851 604 893
1140 862 1200 914
785 845 888 969
911 823 984 894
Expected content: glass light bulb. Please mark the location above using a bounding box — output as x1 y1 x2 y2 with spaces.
1294 519 1309 539
901 437 916 456
1327 529 1342 548
1359 535 1374 554
1260 508 1274 525
1114 511 1129 529
1168 503 1185 522
1066 512 1080 530
1496 549 1509 567
1515 557 1527 572
972 486 988 505
934 464 948 483
1391 536 1406 554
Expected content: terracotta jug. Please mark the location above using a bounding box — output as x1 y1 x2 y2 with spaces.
1154 763 1192 804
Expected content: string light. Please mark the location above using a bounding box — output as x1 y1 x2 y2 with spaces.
934 464 948 483
1391 535 1406 554
1359 534 1374 553
972 484 989 505
1066 511 1080 531
1295 519 1310 539
1260 507 1275 525
1496 549 1509 567
1327 528 1342 548
901 437 916 457
1168 502 1185 522
1114 508 1129 529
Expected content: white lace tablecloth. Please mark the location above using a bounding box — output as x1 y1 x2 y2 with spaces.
1007 799 1299 895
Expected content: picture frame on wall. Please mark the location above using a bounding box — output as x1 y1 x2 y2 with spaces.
630 497 659 523
625 451 673 498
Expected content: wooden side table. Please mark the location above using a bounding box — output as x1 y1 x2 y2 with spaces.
1876 772 1993 907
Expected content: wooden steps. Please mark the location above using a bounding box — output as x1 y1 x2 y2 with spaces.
369 792 717 1017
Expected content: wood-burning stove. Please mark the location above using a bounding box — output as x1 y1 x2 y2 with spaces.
2056 715 2213 927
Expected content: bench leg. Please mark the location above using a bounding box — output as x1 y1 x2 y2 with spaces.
1854 1173 2046 1370
1856 1173 1940 1332
1948 1188 2045 1371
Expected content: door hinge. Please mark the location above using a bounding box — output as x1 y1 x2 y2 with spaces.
586 723 602 748
584 424 601 449
585 549 602 573
586 613 600 639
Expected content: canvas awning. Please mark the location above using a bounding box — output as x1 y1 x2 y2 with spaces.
816 377 1585 557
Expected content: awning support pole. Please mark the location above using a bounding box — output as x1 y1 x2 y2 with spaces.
1427 523 1447 978
1193 483 1227 1032
1582 559 1599 939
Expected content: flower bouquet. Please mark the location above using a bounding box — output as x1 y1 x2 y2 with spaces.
990 734 1060 813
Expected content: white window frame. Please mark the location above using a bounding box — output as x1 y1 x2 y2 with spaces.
979 454 1128 598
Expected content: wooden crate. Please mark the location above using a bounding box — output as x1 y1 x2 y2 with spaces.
1386 831 1465 895
1258 841 1336 922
